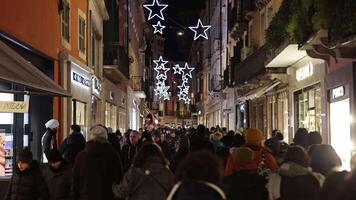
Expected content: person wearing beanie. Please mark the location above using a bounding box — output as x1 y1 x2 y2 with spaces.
4 148 49 200
72 124 123 200
224 147 268 200
43 149 72 200
42 119 60 163
225 128 277 176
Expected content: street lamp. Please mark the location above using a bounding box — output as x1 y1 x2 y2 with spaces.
176 30 184 36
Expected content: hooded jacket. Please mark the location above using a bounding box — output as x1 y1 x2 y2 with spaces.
267 162 325 200
113 156 174 200
72 140 123 200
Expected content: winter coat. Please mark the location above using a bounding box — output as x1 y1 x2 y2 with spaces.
157 141 173 161
59 132 86 164
167 181 226 200
224 170 268 200
122 143 142 172
113 156 174 200
107 133 122 157
72 140 123 200
225 145 278 176
267 162 325 200
42 128 57 162
189 135 215 153
42 161 72 200
318 170 349 200
4 161 49 200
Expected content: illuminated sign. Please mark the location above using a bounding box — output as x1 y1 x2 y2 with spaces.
296 62 314 81
92 76 102 95
0 101 29 113
332 86 345 99
72 72 90 88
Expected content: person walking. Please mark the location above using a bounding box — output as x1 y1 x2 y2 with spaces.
267 146 324 200
167 151 226 200
72 125 123 200
4 148 49 200
122 130 142 172
42 119 60 163
310 144 342 176
59 124 86 165
113 143 174 200
42 149 72 200
152 130 173 161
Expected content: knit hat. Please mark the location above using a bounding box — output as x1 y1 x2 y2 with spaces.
17 148 33 164
245 128 264 146
231 147 254 164
89 125 108 141
45 119 59 130
47 149 63 163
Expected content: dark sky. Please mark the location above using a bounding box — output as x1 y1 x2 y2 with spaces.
154 0 206 61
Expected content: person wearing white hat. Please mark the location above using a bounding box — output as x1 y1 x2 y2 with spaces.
41 119 60 163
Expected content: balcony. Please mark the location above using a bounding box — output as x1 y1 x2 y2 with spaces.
228 0 252 40
131 76 146 99
103 42 130 84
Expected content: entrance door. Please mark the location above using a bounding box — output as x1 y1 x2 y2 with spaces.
330 98 351 170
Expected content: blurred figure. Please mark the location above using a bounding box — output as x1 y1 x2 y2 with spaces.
292 128 309 149
122 130 142 172
42 119 60 163
190 124 215 153
142 123 154 142
113 143 174 200
43 149 72 200
138 128 144 138
4 148 49 200
350 152 356 170
170 132 190 172
72 125 123 200
307 131 322 148
267 146 324 200
265 130 289 164
221 130 235 148
59 124 86 165
107 127 122 158
319 170 349 200
168 151 226 200
225 128 277 176
210 132 229 167
152 129 173 161
232 133 245 148
224 147 268 200
310 144 342 176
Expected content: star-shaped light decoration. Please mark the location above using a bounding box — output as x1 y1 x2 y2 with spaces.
154 56 170 79
153 56 168 68
181 63 194 78
183 96 191 104
177 84 189 94
177 93 186 101
189 19 211 40
143 0 168 21
152 21 166 35
173 64 183 75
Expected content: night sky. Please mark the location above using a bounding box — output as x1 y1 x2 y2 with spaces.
148 0 207 61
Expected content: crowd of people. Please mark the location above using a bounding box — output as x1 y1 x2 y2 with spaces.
3 120 356 200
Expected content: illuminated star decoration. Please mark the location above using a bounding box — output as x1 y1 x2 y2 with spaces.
152 21 166 35
143 0 168 21
153 56 170 100
175 62 195 104
189 19 211 40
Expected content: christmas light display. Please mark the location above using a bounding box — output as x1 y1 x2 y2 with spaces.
189 19 211 40
152 21 166 35
153 56 170 100
143 0 168 21
175 62 195 104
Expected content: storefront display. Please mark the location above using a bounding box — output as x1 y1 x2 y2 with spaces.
294 84 322 133
105 102 117 130
72 100 87 134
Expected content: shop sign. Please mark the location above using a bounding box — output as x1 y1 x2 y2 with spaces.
92 76 102 95
332 86 345 99
0 101 29 113
72 72 90 88
296 62 314 81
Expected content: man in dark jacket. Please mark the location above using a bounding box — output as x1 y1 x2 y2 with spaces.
4 148 49 200
59 124 86 164
43 149 72 200
189 124 215 153
72 125 123 200
152 130 173 161
42 119 60 163
107 127 122 157
122 130 142 172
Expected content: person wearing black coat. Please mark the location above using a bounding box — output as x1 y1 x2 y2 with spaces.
4 148 49 200
72 125 123 200
122 130 142 172
59 125 86 164
107 128 122 158
152 130 173 161
42 150 72 200
189 125 215 153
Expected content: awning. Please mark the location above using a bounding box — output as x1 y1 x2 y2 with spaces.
238 80 281 101
0 40 70 97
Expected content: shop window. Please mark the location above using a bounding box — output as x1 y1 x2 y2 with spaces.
105 102 117 131
294 84 322 133
72 100 86 136
119 112 126 133
61 0 71 49
78 9 86 60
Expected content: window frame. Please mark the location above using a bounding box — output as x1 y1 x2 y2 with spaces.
78 8 87 60
61 0 71 50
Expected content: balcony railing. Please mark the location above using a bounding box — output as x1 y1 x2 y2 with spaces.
103 42 129 79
